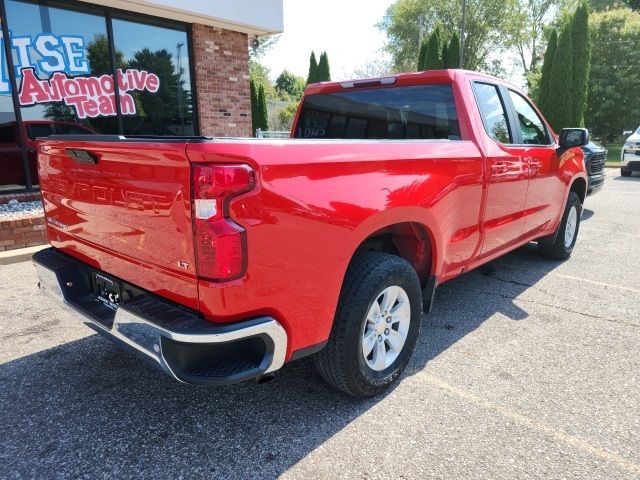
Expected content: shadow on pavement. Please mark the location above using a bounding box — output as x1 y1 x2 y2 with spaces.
613 174 639 181
581 208 594 221
0 244 563 479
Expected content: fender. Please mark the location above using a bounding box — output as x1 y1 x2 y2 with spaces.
540 148 588 245
346 207 442 277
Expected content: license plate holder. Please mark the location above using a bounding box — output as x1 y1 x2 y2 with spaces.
93 273 121 309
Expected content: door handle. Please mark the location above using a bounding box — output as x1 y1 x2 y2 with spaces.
491 162 508 175
529 159 543 169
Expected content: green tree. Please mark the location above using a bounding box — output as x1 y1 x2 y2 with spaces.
441 39 450 67
589 0 620 11
378 0 514 72
250 61 277 99
257 84 269 131
307 51 319 84
250 78 259 135
424 28 444 70
445 32 461 68
504 0 576 87
535 29 558 110
317 51 331 81
275 70 306 100
278 102 299 131
417 39 428 70
586 8 640 142
86 34 125 73
570 2 591 127
127 48 188 134
547 22 574 131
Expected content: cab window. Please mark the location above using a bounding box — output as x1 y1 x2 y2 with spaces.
473 83 512 144
295 84 461 140
508 91 551 145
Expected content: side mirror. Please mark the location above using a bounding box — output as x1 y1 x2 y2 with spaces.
559 128 589 148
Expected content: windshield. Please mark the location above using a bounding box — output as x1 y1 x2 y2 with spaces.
295 84 460 140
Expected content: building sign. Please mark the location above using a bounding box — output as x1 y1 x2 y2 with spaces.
0 32 160 118
19 67 160 118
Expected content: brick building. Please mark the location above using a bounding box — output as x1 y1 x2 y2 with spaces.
0 0 283 251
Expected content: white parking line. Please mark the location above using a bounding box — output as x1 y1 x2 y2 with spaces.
497 263 640 294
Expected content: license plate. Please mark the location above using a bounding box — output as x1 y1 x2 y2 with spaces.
93 273 121 309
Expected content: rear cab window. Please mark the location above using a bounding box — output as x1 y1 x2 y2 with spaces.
295 84 461 140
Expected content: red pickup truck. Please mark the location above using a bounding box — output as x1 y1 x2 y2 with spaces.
33 70 588 397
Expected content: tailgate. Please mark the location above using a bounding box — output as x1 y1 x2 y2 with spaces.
37 136 199 309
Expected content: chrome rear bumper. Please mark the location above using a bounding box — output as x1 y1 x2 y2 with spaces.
33 248 287 385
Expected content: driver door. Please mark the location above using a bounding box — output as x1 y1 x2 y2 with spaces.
504 90 564 236
472 82 529 258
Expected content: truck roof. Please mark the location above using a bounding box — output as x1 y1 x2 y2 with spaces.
303 69 520 96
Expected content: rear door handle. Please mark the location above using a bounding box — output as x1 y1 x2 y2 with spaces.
528 159 543 169
491 162 508 175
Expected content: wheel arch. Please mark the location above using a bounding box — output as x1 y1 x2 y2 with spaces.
569 176 587 205
346 209 441 289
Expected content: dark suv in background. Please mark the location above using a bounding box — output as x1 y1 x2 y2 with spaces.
582 141 606 195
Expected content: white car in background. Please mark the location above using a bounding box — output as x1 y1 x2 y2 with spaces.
621 126 640 177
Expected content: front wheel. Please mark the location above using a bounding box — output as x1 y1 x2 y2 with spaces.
539 191 582 260
314 251 423 397
621 168 632 177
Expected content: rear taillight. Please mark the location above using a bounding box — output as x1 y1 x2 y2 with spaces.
192 164 255 281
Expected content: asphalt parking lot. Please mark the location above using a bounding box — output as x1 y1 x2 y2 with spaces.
0 171 638 479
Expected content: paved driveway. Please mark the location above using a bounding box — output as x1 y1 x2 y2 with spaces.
1 172 638 479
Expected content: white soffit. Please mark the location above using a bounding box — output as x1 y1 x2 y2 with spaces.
79 0 284 35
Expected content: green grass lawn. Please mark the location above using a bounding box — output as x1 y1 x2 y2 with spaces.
604 144 622 166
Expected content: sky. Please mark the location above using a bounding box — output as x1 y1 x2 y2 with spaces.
261 0 395 82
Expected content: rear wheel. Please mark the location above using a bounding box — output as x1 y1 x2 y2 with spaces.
621 168 632 177
539 191 582 260
314 251 422 397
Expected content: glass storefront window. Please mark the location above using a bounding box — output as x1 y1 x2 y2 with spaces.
113 19 195 135
0 84 23 191
4 1 115 188
0 0 197 191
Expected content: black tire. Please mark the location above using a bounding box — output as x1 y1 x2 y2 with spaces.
621 168 632 177
314 251 423 397
539 191 582 260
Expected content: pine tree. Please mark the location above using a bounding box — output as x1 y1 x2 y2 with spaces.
250 78 259 135
306 51 319 85
547 22 574 132
537 29 558 113
446 33 461 68
442 37 450 68
258 84 269 131
424 28 444 70
417 39 428 70
570 2 591 127
317 51 331 81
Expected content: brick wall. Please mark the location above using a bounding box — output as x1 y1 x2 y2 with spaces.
192 24 252 137
0 214 46 251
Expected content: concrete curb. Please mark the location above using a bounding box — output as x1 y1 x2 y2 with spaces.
0 245 47 266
